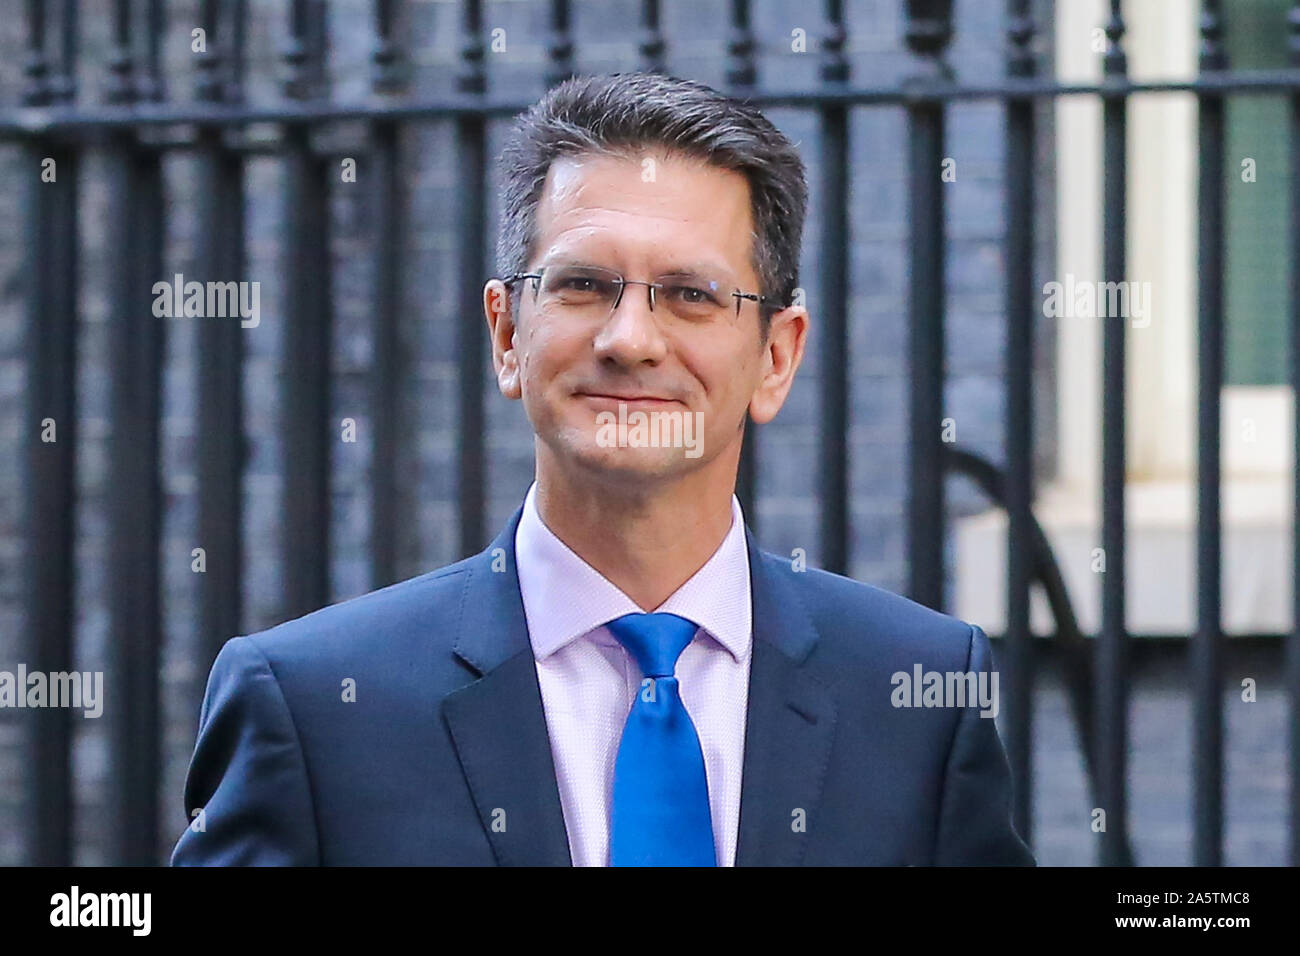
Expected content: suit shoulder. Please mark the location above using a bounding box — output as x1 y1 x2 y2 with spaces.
756 548 978 668
240 556 476 665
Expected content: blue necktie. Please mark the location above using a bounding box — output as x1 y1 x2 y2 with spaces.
606 612 717 867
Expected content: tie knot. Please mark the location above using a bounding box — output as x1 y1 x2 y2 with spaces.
606 612 698 678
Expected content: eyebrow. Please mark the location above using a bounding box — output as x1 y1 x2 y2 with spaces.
543 254 738 283
659 261 735 281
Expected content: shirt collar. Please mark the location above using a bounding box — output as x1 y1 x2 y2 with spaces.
514 480 752 664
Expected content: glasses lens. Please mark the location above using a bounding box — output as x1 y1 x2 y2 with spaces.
657 275 729 322
539 265 621 313
532 265 738 323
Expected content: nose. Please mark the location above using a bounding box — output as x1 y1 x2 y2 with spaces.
592 280 669 367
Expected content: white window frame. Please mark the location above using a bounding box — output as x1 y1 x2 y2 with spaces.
954 0 1293 636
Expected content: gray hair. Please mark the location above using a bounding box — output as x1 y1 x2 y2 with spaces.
495 72 808 339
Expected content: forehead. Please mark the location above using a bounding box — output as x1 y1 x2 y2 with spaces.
531 148 755 278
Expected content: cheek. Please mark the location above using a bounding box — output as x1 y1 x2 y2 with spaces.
697 348 753 404
518 322 578 391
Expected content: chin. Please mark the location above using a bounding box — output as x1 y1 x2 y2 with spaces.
553 433 699 484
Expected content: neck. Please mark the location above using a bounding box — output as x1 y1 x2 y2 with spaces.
533 443 741 611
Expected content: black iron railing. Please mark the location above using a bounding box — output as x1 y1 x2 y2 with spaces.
6 0 1298 867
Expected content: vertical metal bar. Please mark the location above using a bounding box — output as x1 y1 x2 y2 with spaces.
195 0 221 101
106 0 133 104
1097 1 1133 867
280 0 333 619
1003 0 1037 849
546 0 574 89
1194 0 1227 869
113 145 166 868
1287 0 1300 869
104 0 166 864
22 0 51 106
370 127 402 586
639 0 665 74
726 0 757 90
373 0 404 92
195 0 246 672
729 0 759 534
20 0 77 867
308 0 329 96
903 0 953 609
138 0 165 103
370 2 408 588
54 0 77 104
819 0 849 575
284 0 312 101
456 0 487 556
225 0 247 105
289 0 310 46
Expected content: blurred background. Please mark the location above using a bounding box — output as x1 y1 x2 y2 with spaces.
0 0 1294 866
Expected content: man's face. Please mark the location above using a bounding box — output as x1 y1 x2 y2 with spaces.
484 148 806 489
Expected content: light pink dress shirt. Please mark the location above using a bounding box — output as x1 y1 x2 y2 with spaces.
514 480 754 867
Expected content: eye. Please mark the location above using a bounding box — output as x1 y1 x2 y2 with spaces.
669 284 719 306
550 273 616 299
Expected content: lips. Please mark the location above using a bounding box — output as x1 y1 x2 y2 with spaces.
576 391 680 405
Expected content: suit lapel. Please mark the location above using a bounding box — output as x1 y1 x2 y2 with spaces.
735 531 838 866
441 505 573 866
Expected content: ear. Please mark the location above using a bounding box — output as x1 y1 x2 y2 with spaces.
483 279 522 400
748 304 808 425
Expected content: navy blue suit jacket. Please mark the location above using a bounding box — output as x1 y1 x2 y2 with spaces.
171 502 1035 865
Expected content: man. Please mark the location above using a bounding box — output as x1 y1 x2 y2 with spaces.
172 71 1034 866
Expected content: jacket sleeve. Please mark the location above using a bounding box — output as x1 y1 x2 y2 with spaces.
933 624 1036 865
170 636 321 865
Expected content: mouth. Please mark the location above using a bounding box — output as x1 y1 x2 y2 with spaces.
575 392 682 407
